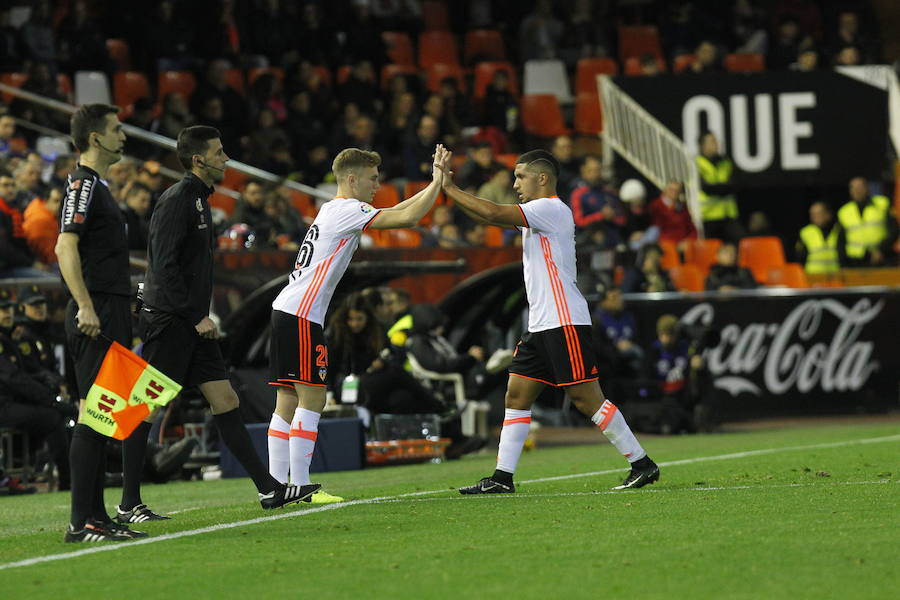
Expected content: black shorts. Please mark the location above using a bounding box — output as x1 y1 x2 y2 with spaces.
140 312 229 388
268 310 328 389
65 294 133 398
509 325 600 387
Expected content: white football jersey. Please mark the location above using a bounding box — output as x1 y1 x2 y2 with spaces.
272 197 381 324
517 196 592 332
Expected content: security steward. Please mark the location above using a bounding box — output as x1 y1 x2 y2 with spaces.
797 202 840 275
14 285 66 387
696 131 746 243
837 177 898 267
56 104 144 543
0 289 71 491
137 125 313 511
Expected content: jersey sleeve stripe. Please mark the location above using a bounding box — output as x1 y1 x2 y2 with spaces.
517 205 529 228
361 210 381 232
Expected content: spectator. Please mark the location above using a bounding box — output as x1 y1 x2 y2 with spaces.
437 223 464 249
649 180 697 251
261 190 306 249
381 92 418 177
198 96 242 161
423 205 455 247
688 41 722 73
384 288 412 338
768 17 806 70
639 53 662 76
232 179 267 230
705 243 757 290
619 179 659 251
791 48 820 71
57 0 109 73
457 141 505 193
622 244 675 293
20 0 56 68
105 159 137 201
439 77 470 130
569 156 626 241
286 90 328 156
464 223 487 247
834 45 861 66
342 3 388 66
551 135 579 201
135 160 165 200
592 287 643 375
836 177 897 267
12 62 69 132
644 314 706 434
0 170 45 278
23 187 62 264
481 69 517 133
403 115 440 181
696 131 746 243
329 103 363 155
422 93 460 147
142 0 194 71
829 11 879 64
190 59 247 135
154 92 194 140
13 161 46 210
477 168 518 206
519 0 564 61
338 60 380 116
0 115 16 158
247 108 291 169
796 201 839 275
48 154 76 190
123 182 153 251
124 98 160 160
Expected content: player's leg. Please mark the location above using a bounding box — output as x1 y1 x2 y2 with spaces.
266 309 300 484
267 386 297 484
288 382 325 487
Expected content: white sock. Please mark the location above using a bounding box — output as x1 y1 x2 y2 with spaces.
592 400 646 463
496 409 532 474
289 408 321 485
266 414 290 484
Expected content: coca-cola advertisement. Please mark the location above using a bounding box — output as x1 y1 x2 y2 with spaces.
624 289 900 419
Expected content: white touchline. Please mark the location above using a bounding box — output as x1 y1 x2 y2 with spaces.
1 433 898 571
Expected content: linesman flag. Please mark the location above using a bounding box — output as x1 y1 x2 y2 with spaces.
82 341 181 440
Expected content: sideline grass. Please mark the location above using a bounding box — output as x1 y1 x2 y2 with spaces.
1 422 898 599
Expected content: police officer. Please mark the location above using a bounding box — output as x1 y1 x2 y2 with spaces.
0 289 71 491
56 104 144 542
136 126 313 513
696 131 746 243
797 202 840 275
836 177 898 267
14 285 65 385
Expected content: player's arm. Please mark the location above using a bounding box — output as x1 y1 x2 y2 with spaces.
368 144 448 230
55 233 100 337
442 174 525 229
455 201 519 230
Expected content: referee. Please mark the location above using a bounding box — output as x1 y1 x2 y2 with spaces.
134 126 316 510
57 104 144 542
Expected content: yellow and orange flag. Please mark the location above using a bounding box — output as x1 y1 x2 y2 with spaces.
82 341 181 440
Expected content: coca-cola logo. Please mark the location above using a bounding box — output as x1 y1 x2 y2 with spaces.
681 298 883 396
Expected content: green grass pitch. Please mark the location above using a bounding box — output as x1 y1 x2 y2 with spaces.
1 421 898 599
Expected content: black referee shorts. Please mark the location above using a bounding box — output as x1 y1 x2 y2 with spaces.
509 325 600 387
65 293 133 399
140 312 229 388
268 310 328 389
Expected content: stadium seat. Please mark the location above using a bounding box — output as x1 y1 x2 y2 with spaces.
464 30 506 64
74 71 112 105
669 264 704 292
624 55 667 76
382 32 415 67
574 92 603 135
222 168 249 191
209 192 236 216
684 238 722 276
419 31 459 68
425 63 466 93
575 58 618 95
617 25 663 62
484 226 505 247
472 61 518 100
158 71 196 101
381 64 419 91
496 153 518 170
659 240 681 269
766 263 809 288
114 72 151 111
377 228 422 248
724 53 765 73
0 72 27 104
523 59 572 104
423 0 449 30
287 189 315 218
248 67 284 87
673 54 696 73
738 236 786 283
404 181 445 205
106 38 130 71
521 94 570 138
225 69 245 95
372 183 400 208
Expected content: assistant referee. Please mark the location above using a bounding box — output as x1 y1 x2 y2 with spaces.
136 126 316 509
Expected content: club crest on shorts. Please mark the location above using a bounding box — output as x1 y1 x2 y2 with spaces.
319 367 327 381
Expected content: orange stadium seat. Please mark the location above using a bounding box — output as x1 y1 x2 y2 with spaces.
575 92 603 135
222 168 249 191
669 264 704 292
624 55 667 76
497 153 518 170
380 64 419 91
576 58 618 95
423 0 449 30
382 32 415 66
158 71 196 101
287 190 315 218
419 31 459 68
738 236 786 283
464 30 506 64
766 263 809 288
673 54 696 73
209 192 236 217
659 240 681 269
724 53 765 73
618 25 663 62
113 72 151 110
522 94 569 138
106 38 130 71
425 63 466 93
377 229 423 248
248 67 285 87
372 183 400 208
484 226 505 247
225 69 245 95
0 72 27 103
473 61 518 100
684 238 722 276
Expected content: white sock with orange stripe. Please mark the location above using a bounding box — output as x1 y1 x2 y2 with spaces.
495 409 532 479
289 408 320 485
267 414 290 484
592 400 646 463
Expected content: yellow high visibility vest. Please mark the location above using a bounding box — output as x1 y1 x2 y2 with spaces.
836 195 890 259
799 224 839 274
696 155 739 222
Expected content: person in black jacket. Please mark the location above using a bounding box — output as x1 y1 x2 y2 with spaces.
139 126 312 511
705 242 758 291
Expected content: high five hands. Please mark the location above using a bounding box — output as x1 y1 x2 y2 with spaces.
432 144 455 190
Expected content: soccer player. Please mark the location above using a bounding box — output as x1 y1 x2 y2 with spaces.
266 145 447 502
440 150 660 493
